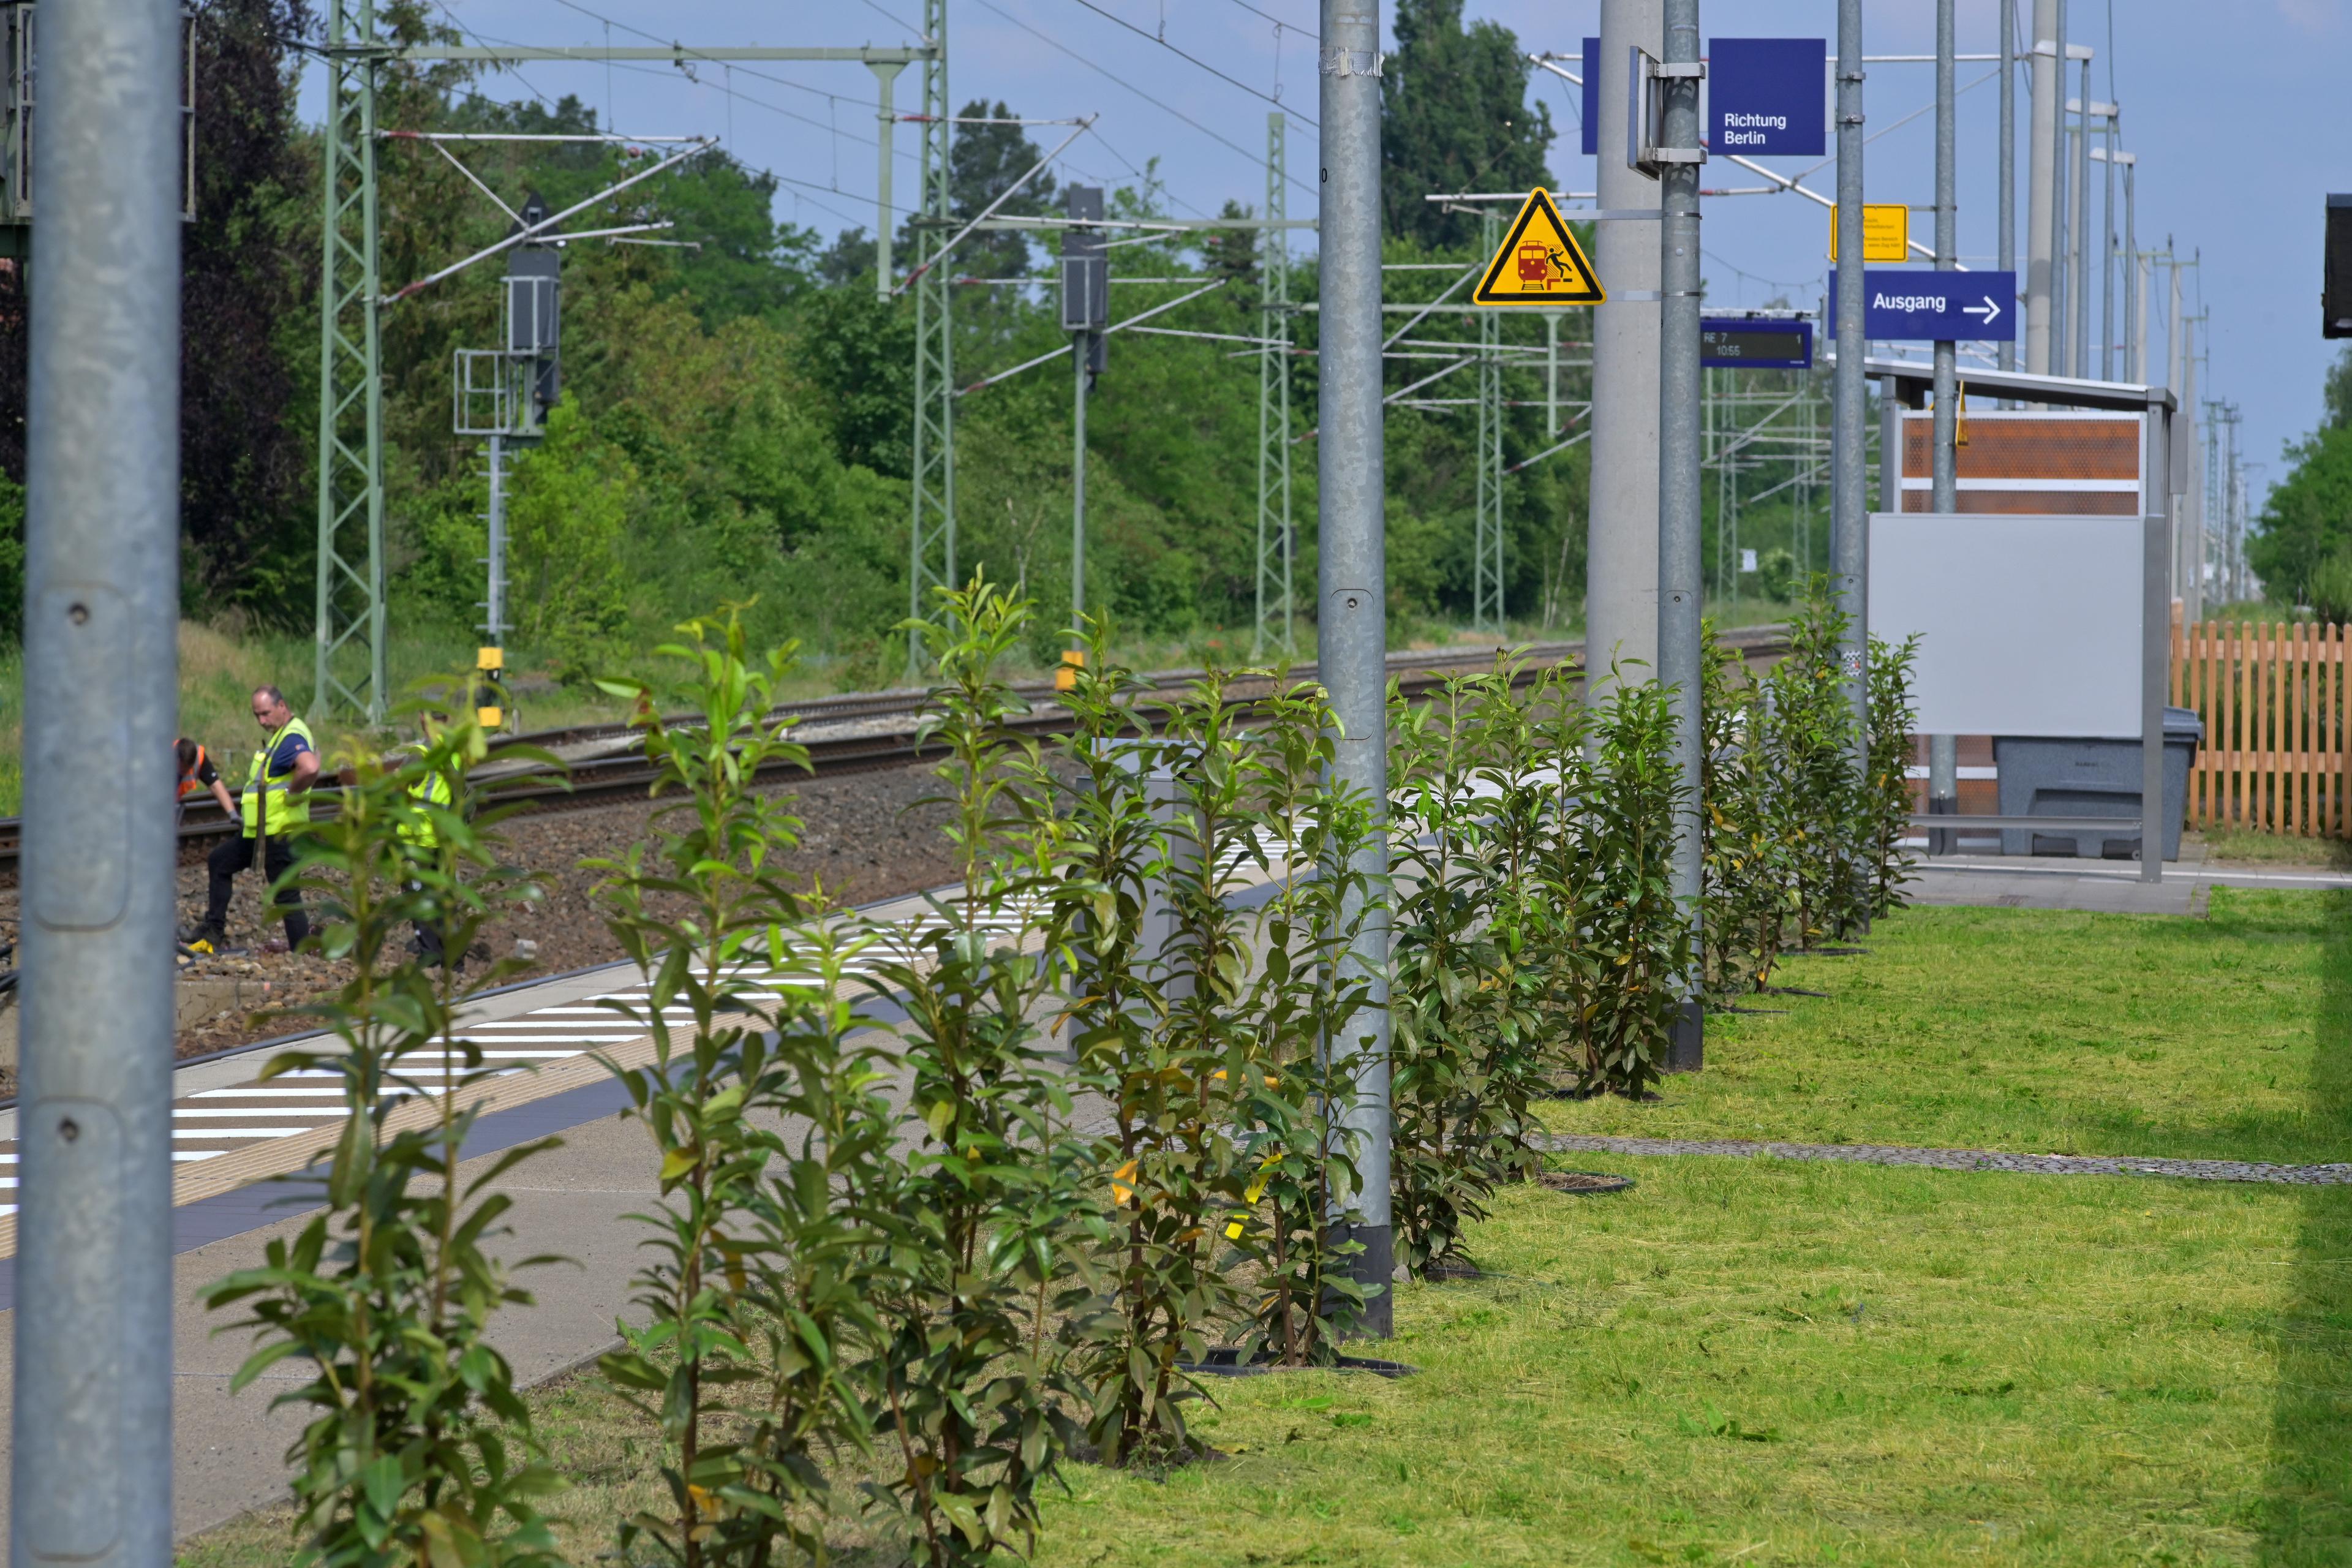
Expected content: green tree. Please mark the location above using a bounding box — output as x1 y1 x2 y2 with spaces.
506 396 631 678
2253 345 2352 605
1381 0 1555 251
938 100 1058 279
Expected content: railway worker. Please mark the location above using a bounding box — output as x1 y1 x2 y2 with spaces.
190 684 318 954
175 736 235 824
397 717 461 969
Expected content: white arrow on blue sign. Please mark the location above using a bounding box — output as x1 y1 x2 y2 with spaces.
1828 269 2018 342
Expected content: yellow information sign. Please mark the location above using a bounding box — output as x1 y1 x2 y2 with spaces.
1828 203 1911 262
1472 189 1605 306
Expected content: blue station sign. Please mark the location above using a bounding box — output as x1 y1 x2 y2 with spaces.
1828 269 2018 342
1580 37 1600 155
1707 39 1826 158
1702 317 1814 369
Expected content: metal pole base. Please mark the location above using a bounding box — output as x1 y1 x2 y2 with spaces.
1927 793 1958 856
1346 1223 1395 1338
1667 998 1705 1073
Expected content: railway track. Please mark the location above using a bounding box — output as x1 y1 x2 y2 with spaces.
0 626 1790 872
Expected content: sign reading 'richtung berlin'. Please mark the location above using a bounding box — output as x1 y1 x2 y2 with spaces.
1707 38 1826 158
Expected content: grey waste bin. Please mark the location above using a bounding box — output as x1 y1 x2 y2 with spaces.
1992 707 2204 859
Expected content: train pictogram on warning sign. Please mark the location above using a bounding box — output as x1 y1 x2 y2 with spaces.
1474 189 1605 306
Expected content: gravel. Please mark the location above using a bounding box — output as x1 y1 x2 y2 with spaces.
0 759 963 1083
1538 1133 2352 1187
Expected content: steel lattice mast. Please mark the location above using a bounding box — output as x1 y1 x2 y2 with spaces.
313 0 388 722
1253 112 1292 658
1472 207 1504 636
907 0 955 676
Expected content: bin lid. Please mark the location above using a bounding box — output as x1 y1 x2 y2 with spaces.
2164 706 2204 744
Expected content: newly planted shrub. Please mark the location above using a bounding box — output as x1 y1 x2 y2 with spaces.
1231 677 1381 1362
1576 668 1692 1098
587 609 865 1568
205 696 565 1568
1865 631 1923 916
1764 579 1869 945
866 577 1095 1562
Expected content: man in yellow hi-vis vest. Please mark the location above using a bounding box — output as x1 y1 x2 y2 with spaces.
192 684 319 952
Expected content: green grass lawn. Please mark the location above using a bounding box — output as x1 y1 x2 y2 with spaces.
178 890 2352 1567
1545 889 2349 1168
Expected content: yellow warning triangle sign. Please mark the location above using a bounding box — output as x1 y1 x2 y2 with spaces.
1472 189 1605 306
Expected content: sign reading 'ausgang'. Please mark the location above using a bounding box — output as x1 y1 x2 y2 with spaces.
1828 268 2019 342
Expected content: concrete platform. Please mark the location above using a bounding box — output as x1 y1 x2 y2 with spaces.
1903 840 2352 914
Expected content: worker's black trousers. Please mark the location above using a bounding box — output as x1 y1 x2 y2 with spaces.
205 833 309 948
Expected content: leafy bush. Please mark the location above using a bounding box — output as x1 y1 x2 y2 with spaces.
864 577 1095 1563
205 695 564 1567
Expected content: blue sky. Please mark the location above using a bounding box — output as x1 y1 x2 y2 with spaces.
337 0 2352 510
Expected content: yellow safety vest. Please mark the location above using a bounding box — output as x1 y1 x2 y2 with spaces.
399 765 455 849
240 716 317 837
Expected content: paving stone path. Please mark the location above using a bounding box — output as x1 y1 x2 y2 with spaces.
1538 1134 2352 1187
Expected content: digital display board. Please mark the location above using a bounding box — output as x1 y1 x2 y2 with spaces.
1700 318 1814 369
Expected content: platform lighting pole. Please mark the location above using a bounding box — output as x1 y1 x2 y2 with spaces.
1928 0 1959 848
15 0 181 1553
1833 0 1869 766
1997 0 2016 377
908 0 955 676
1254 113 1294 658
1657 0 1704 1069
2024 0 2059 376
1317 0 1393 1336
2068 55 2091 379
2098 108 2116 381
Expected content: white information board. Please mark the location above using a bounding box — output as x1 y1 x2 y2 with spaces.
1867 512 2142 738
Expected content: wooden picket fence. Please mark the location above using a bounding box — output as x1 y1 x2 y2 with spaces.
2173 619 2352 837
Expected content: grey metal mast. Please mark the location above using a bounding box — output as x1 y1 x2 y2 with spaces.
1997 0 2016 375
2024 0 2059 375
1927 0 1959 842
1317 0 1393 1335
1833 0 1869 757
1657 0 1703 1069
15 0 182 1553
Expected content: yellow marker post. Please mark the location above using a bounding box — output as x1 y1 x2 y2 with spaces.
1828 202 1911 262
1472 189 1606 306
1054 647 1086 692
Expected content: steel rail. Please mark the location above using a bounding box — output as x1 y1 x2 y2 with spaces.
0 629 1792 872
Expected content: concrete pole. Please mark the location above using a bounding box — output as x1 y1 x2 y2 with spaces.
2166 253 2184 409
870 61 905 300
2024 0 2059 375
1656 0 1703 1071
2099 113 2116 381
1833 0 1869 761
1928 0 1959 843
1316 0 1392 1335
1997 0 2017 376
2124 162 2141 383
2069 59 2091 379
15 0 182 1555
1586 0 1664 684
